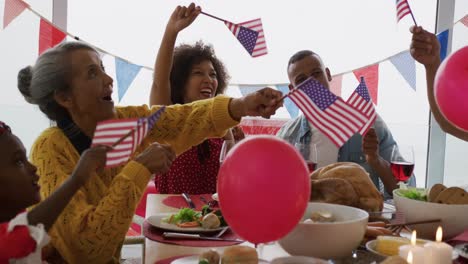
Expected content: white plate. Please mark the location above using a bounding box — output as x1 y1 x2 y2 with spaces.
366 239 459 260
454 243 468 259
271 256 328 264
146 213 225 233
172 255 269 264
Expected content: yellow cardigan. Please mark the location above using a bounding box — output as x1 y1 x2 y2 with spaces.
31 96 238 263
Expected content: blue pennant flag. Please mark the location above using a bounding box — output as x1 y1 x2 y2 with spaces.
436 29 449 61
115 58 142 101
389 51 416 90
276 85 299 118
238 85 263 97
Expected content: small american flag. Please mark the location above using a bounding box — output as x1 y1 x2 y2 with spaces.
238 18 268 57
395 0 412 22
288 78 368 147
225 20 265 57
461 15 468 27
92 106 165 167
347 77 377 135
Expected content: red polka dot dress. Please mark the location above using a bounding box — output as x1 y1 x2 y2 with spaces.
154 138 223 194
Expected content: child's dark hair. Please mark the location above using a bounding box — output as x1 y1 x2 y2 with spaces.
0 121 11 136
170 41 230 104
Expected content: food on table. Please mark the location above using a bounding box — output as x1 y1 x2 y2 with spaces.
375 236 427 256
199 249 220 264
304 211 335 223
163 206 227 229
221 245 258 264
398 188 427 201
399 184 468 204
434 186 468 204
365 222 393 238
201 213 221 229
428 183 447 202
379 256 407 264
310 178 359 208
310 162 384 212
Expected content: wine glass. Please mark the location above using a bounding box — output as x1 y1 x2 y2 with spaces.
219 140 235 166
294 143 318 173
390 145 415 182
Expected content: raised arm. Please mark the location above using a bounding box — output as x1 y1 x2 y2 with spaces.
150 3 201 106
410 26 468 141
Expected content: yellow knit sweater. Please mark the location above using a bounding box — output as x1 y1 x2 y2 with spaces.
30 96 238 263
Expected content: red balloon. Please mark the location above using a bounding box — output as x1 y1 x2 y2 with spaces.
217 135 310 244
435 46 468 131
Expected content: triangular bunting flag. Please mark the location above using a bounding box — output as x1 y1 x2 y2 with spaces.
276 85 299 118
353 64 379 105
329 74 343 96
38 19 66 55
3 0 28 29
461 15 468 27
389 51 416 90
115 58 142 101
238 85 263 97
437 29 449 61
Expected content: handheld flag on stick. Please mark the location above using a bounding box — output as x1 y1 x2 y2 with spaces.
201 11 268 57
346 77 377 135
287 78 368 147
92 106 166 167
395 0 417 25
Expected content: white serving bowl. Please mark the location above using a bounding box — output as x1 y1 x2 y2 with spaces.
278 202 368 259
393 188 468 239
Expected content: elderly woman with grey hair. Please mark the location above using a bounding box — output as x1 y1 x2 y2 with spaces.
18 40 282 263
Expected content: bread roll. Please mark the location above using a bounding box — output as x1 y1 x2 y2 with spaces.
199 249 220 264
221 245 258 264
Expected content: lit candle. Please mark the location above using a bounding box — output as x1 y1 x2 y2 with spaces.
399 231 425 264
407 251 413 264
424 226 453 264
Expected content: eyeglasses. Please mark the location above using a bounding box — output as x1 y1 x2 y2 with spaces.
0 121 11 135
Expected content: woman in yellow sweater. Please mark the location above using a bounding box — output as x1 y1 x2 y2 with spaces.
17 41 282 263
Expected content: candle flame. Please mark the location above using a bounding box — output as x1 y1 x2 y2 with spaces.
411 230 417 246
407 250 413 264
436 226 443 242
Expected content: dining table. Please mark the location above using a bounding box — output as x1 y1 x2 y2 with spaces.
143 194 466 264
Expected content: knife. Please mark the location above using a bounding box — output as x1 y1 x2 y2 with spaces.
181 193 196 209
163 232 244 242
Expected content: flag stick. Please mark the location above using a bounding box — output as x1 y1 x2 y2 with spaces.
407 0 418 26
201 11 227 23
280 87 299 101
111 119 148 147
112 129 134 147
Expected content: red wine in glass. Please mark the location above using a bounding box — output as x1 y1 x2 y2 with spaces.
390 161 414 182
307 161 317 173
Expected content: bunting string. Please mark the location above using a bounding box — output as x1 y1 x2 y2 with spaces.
2 0 467 102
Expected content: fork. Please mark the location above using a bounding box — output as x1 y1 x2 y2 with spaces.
200 196 218 207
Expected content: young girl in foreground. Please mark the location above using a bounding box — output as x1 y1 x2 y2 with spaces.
0 121 108 263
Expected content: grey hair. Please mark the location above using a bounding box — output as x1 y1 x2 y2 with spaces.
17 41 99 121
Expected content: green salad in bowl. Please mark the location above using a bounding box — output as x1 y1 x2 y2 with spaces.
394 188 428 201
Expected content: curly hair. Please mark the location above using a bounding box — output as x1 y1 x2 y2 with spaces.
170 41 229 104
